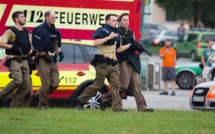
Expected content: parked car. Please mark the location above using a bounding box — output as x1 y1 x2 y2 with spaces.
143 23 167 34
151 30 178 46
189 81 215 110
173 30 215 61
175 62 202 89
141 23 167 45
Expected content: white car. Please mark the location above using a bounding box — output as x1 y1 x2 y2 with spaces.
152 30 178 46
189 81 215 110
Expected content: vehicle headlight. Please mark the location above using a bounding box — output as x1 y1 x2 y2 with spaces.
211 89 215 94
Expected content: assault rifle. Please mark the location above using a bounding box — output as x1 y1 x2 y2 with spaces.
118 28 152 56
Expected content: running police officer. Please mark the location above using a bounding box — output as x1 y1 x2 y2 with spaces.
0 11 32 108
76 14 127 112
32 10 64 109
102 13 153 112
7 51 37 107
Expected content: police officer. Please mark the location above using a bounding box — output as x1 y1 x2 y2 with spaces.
7 51 37 107
0 11 32 108
76 14 127 112
102 13 153 112
32 10 64 109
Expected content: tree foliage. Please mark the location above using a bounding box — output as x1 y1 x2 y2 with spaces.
155 0 215 27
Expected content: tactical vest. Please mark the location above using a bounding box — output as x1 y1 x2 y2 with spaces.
97 42 117 60
118 27 141 72
118 28 135 56
32 21 61 53
6 26 31 55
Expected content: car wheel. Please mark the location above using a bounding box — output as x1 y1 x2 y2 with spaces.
176 71 194 89
78 85 107 109
191 51 197 61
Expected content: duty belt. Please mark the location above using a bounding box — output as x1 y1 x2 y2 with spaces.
6 55 27 59
37 51 55 56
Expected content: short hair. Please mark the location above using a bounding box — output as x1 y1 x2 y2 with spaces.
166 39 171 42
12 11 24 22
105 14 116 22
208 40 214 43
44 10 51 18
118 13 129 22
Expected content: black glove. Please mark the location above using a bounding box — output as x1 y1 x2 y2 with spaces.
43 53 53 63
129 43 137 51
29 50 37 58
59 52 64 62
10 45 22 55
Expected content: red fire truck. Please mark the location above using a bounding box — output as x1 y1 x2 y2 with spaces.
0 0 142 41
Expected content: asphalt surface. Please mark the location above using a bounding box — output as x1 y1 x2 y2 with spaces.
122 54 194 111
122 90 193 111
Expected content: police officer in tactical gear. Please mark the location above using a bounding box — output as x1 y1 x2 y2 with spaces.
6 49 37 108
32 10 64 109
0 11 32 108
102 13 153 112
76 14 127 112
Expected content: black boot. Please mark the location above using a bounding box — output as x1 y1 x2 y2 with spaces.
143 108 154 112
100 98 106 111
32 94 39 107
76 97 84 110
0 99 3 107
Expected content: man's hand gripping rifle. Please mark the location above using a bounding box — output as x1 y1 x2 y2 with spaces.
118 28 152 56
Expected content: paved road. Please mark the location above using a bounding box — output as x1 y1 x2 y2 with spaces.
122 55 194 111
123 90 193 111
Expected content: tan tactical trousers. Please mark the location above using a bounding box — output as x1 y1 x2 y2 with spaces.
102 61 147 111
8 76 33 107
0 60 29 108
79 63 122 111
35 58 59 108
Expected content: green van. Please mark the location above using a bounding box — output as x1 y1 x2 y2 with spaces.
173 30 215 61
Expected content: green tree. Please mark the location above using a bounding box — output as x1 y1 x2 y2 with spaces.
155 0 215 28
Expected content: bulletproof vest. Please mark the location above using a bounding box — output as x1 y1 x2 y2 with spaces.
92 24 119 60
118 28 135 56
97 42 117 60
6 26 31 55
32 21 61 53
92 24 119 45
43 28 58 53
118 27 141 72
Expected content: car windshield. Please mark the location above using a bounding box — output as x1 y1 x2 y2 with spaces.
201 34 215 42
57 43 98 64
